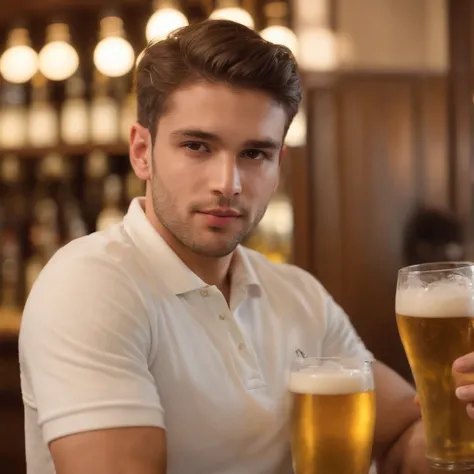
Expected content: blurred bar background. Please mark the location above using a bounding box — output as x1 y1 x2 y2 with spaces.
1 0 473 472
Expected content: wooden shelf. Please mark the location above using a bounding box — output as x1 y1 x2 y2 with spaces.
0 0 147 25
0 143 130 158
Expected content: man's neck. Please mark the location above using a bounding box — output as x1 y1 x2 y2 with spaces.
145 203 233 295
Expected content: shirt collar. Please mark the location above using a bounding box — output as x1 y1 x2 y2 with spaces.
231 246 261 292
123 198 261 296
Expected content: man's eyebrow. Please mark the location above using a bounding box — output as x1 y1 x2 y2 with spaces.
171 129 220 141
171 129 281 150
243 139 281 150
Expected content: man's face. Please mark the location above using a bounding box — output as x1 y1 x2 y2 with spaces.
134 82 286 258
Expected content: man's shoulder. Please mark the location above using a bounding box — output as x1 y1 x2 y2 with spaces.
35 224 141 291
242 246 327 294
22 224 149 329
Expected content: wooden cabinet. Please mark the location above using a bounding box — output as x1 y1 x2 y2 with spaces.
306 74 449 380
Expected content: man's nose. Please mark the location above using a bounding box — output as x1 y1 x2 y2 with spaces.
210 155 242 198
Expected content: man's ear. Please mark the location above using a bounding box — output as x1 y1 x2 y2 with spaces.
129 123 152 180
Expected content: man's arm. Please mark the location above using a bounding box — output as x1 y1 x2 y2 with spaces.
50 427 166 474
372 362 423 473
20 253 166 473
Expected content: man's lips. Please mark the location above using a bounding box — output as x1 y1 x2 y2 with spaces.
196 208 243 227
197 208 242 218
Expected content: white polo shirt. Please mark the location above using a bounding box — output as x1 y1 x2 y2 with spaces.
19 198 371 474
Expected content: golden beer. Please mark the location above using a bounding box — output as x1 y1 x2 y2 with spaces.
290 359 375 474
396 262 474 470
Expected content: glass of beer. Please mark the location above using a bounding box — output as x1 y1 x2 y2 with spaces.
289 356 376 474
396 262 474 470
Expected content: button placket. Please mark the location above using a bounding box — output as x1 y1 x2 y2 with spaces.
199 286 266 390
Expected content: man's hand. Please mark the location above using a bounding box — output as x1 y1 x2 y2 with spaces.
378 420 431 474
453 353 474 419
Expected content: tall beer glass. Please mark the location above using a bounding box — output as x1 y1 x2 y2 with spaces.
396 262 474 470
289 357 375 474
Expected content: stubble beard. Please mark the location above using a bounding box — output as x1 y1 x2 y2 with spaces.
150 169 267 258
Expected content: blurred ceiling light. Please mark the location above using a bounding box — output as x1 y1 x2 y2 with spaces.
0 28 38 84
285 108 306 147
260 1 298 58
298 26 338 71
146 0 188 42
94 15 135 78
39 22 79 81
210 0 254 29
261 25 298 56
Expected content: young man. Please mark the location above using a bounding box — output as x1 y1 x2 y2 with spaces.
20 19 469 474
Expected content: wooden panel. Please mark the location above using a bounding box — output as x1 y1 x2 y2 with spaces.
287 146 312 271
418 79 450 209
447 0 474 222
308 74 449 380
308 86 343 301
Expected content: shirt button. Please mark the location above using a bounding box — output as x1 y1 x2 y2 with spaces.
200 289 209 298
219 314 226 321
238 342 246 351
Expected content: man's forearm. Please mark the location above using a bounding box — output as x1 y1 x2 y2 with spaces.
376 419 423 474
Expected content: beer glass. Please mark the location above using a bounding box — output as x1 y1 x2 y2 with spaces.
289 356 376 474
396 262 474 470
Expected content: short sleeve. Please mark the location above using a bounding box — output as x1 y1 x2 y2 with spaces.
19 252 164 444
322 295 374 361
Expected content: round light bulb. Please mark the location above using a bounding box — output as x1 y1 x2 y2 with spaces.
94 37 135 77
209 7 255 29
146 8 188 42
260 25 298 58
0 45 38 84
298 27 338 71
39 41 79 81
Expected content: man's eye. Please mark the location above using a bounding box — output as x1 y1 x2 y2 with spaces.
183 142 209 153
242 149 267 160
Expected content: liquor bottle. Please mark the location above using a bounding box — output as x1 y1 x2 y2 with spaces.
25 198 60 296
90 71 119 144
96 175 125 231
61 72 89 145
27 73 59 147
60 158 87 242
0 83 27 149
0 228 22 308
25 153 68 294
83 150 109 232
0 155 28 307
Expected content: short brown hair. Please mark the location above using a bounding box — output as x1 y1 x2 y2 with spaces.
135 19 301 141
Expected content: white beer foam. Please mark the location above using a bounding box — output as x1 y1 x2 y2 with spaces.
289 369 367 395
396 281 474 318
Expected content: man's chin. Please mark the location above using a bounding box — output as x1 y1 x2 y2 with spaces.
190 237 242 258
